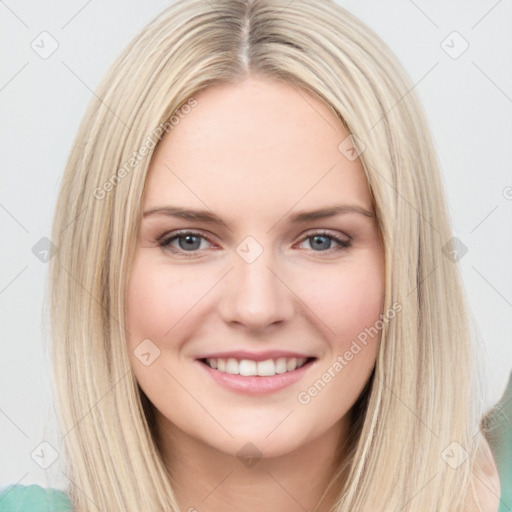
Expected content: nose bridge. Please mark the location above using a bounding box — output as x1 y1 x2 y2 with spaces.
218 236 294 329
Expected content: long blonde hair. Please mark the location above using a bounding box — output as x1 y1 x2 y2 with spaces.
49 0 487 509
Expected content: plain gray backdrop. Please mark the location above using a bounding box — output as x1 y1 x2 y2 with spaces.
1 0 511 491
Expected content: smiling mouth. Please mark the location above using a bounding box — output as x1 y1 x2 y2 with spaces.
198 356 317 377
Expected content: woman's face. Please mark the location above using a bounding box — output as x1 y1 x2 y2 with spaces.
126 76 385 459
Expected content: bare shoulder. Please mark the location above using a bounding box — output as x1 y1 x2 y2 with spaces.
470 433 501 512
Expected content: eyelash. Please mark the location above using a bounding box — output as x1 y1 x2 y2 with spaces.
157 230 352 258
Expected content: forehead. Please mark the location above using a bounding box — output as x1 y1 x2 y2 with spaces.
143 76 373 220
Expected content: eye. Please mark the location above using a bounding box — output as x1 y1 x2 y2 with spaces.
158 231 214 258
297 231 352 254
157 229 352 258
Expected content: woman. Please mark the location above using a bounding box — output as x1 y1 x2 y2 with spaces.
0 0 501 510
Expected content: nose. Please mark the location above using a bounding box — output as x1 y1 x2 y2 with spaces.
217 247 295 332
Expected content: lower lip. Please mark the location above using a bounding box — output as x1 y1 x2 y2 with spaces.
195 359 316 395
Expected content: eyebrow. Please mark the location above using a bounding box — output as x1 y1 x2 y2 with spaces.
142 203 374 227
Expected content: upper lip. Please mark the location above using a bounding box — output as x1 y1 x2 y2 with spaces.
195 350 316 362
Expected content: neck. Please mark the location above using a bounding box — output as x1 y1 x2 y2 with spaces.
155 410 353 512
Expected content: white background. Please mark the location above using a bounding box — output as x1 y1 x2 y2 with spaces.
1 0 511 491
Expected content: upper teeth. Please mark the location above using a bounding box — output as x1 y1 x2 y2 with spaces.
206 357 308 376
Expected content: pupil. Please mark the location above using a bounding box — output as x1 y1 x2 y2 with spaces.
312 235 330 250
180 235 200 250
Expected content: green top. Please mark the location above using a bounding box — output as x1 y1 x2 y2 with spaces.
0 484 71 511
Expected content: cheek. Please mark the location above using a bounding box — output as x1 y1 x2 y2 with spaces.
298 255 385 345
293 263 383 419
126 254 201 345
125 254 201 404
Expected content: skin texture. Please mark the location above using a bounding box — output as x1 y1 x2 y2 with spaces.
126 75 385 512
472 434 501 512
